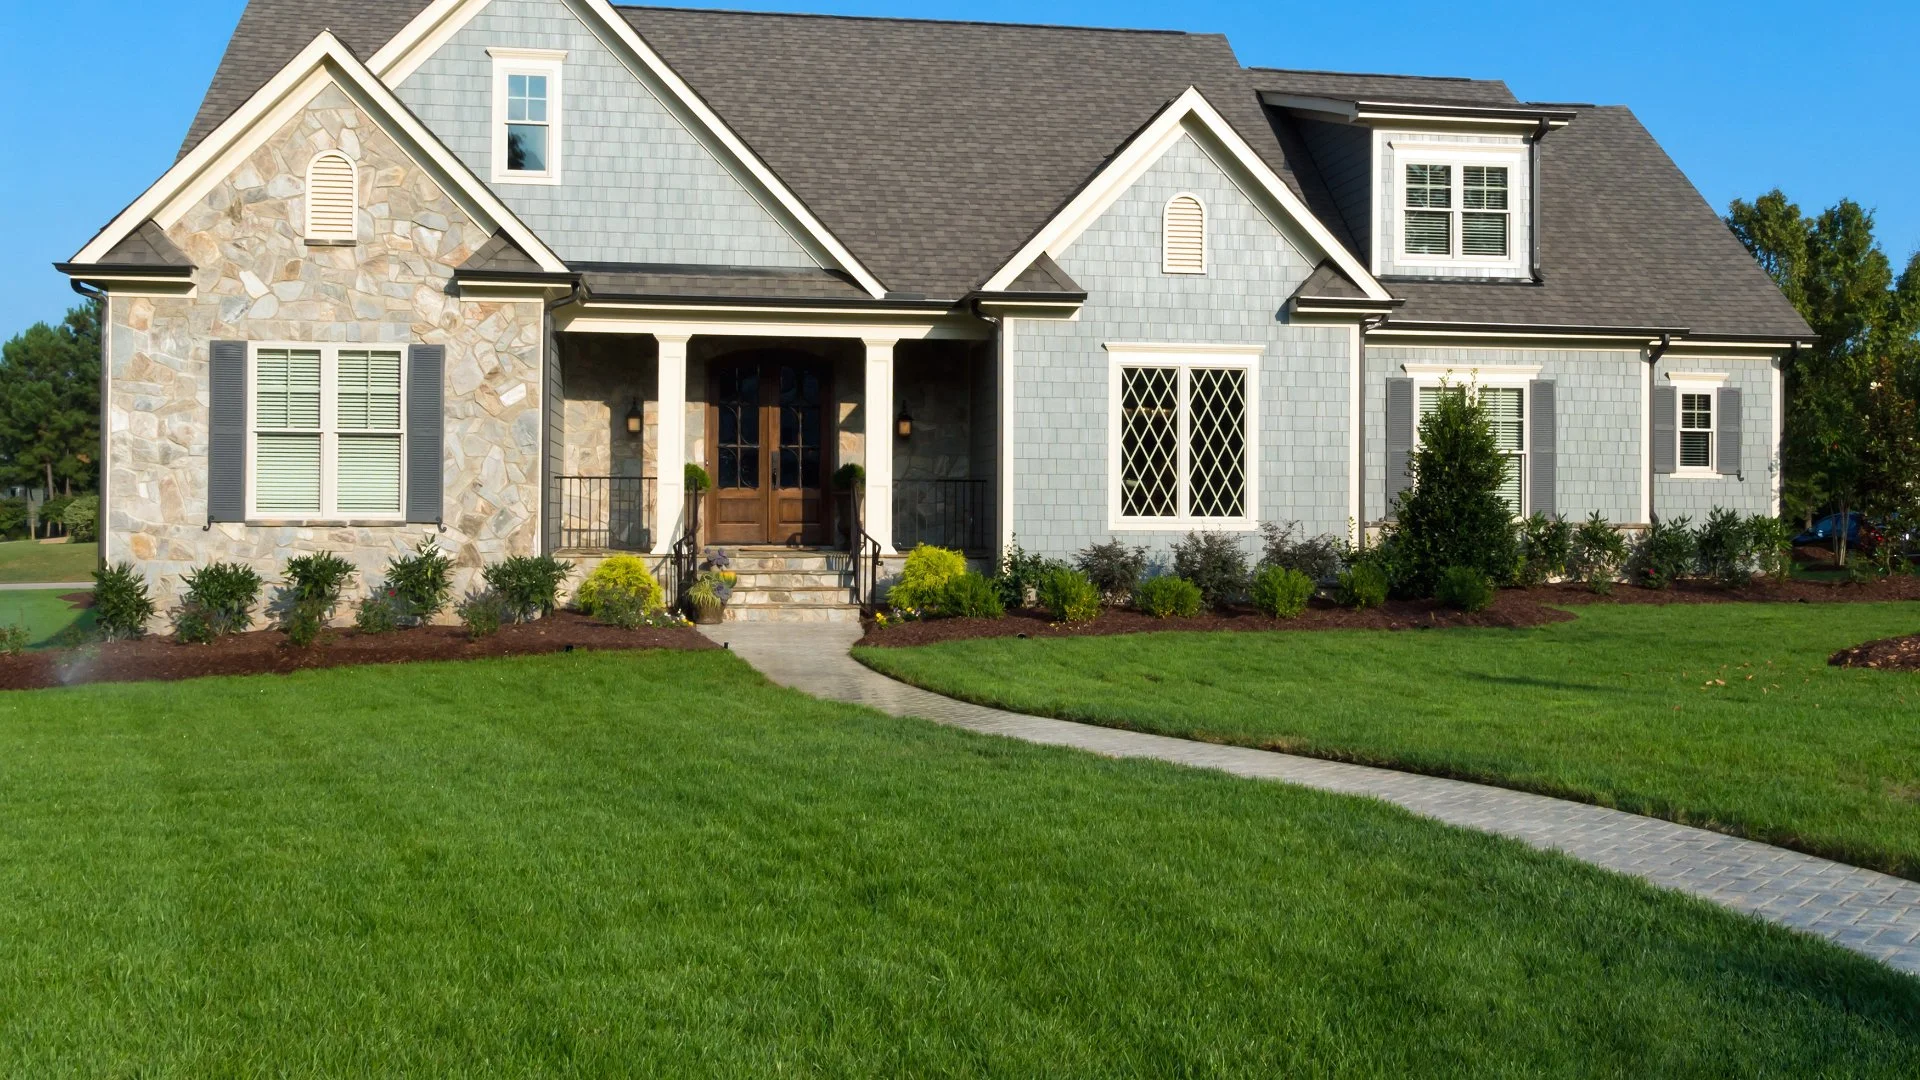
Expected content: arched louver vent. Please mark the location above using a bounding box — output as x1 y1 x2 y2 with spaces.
1163 193 1206 274
305 151 358 243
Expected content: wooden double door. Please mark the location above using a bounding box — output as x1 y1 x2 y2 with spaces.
706 352 831 546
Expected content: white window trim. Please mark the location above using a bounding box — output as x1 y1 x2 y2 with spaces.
1390 142 1527 273
1106 343 1262 531
1668 372 1728 479
246 342 408 523
1162 192 1208 275
1405 364 1536 518
489 47 566 186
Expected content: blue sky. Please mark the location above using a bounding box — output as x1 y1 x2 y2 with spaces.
3 0 1914 336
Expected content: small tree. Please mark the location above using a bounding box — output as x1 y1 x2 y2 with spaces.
1390 384 1519 597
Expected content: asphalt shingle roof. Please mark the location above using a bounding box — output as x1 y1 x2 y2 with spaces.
1247 67 1519 107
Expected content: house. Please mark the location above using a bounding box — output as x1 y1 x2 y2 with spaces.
60 0 1810 622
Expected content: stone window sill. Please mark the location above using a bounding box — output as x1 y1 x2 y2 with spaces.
303 239 357 249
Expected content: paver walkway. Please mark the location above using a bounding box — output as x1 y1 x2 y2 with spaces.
703 620 1920 977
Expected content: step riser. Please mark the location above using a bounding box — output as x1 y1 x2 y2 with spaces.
726 558 848 574
731 571 848 589
723 605 862 623
731 590 853 607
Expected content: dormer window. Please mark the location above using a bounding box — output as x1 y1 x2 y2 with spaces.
1392 144 1526 272
488 47 566 185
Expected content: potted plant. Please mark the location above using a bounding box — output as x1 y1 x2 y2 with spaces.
687 547 735 624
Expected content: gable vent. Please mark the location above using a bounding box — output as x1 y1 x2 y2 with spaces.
1163 193 1206 274
305 151 359 243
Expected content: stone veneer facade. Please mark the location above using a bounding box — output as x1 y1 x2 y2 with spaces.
107 83 544 625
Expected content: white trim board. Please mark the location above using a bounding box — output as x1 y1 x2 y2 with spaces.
72 31 566 274
1104 342 1264 533
981 87 1391 302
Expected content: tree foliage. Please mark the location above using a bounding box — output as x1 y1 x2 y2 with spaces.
0 298 101 493
1390 385 1519 597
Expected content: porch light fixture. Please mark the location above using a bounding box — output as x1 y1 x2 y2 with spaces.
625 399 642 437
895 406 913 440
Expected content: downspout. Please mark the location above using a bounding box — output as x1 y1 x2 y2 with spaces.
1528 118 1549 283
540 280 584 555
1359 313 1389 544
1645 332 1672 525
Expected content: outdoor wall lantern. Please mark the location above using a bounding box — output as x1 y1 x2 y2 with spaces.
625 399 643 437
896 406 913 440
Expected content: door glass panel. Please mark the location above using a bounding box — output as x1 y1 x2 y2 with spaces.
776 365 822 489
716 366 760 489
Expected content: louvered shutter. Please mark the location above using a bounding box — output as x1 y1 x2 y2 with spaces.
1163 195 1206 274
208 341 248 523
1651 385 1677 474
1716 386 1742 478
1385 377 1415 516
305 151 357 243
1528 381 1556 518
406 345 445 524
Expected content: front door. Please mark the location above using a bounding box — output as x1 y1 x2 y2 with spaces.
707 354 830 545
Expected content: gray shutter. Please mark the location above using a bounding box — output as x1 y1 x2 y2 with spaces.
406 344 445 524
208 340 247 523
1651 384 1677 475
1385 377 1415 516
1528 380 1556 518
1716 386 1742 478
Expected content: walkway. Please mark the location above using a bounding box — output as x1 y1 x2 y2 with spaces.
702 621 1920 978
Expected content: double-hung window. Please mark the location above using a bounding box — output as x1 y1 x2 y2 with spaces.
1679 391 1714 471
489 48 565 184
1395 145 1524 270
1417 383 1526 517
1108 345 1260 528
251 345 404 520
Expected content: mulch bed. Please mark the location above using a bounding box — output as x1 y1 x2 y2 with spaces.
0 611 714 692
859 574 1920 649
1830 635 1920 672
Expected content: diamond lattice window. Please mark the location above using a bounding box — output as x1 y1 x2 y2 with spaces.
1118 363 1250 521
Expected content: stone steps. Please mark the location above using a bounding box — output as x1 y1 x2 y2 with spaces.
719 547 863 623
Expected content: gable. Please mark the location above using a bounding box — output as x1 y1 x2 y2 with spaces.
393 0 819 270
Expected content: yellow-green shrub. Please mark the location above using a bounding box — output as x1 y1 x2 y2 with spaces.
887 544 967 612
575 555 665 615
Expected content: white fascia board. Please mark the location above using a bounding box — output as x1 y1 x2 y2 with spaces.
372 0 888 299
981 87 1391 302
75 32 567 274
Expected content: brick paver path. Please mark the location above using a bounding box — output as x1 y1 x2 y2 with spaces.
703 621 1920 977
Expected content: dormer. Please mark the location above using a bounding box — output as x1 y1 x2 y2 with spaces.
1260 86 1576 282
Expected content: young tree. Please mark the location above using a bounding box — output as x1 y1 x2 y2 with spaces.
1390 384 1519 597
0 298 101 495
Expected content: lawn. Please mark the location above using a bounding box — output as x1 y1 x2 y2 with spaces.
857 603 1920 879
0 538 97 584
0 588 95 647
0 651 1915 1075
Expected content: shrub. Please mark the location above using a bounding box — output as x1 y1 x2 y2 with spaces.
354 591 403 634
283 552 356 615
179 561 263 639
482 554 574 622
0 624 26 657
1172 531 1250 610
0 497 27 540
1516 513 1572 587
62 495 99 543
684 463 712 493
39 494 75 538
93 562 155 641
1391 384 1521 596
1134 575 1203 618
1249 566 1314 619
596 587 665 629
832 463 865 491
1695 507 1756 588
888 544 968 613
385 539 454 624
992 537 1061 609
1629 517 1697 590
575 554 664 616
1258 521 1345 583
1747 514 1795 583
456 590 507 640
1074 541 1146 605
1037 567 1102 624
1436 566 1496 612
939 571 1005 619
1336 563 1389 610
1567 512 1628 595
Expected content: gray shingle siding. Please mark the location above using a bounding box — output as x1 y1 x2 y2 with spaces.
1653 355 1778 519
1010 133 1353 561
394 0 817 267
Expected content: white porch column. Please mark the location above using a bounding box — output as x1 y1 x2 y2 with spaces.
863 337 898 554
652 334 690 554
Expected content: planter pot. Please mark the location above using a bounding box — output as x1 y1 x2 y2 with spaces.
690 598 726 625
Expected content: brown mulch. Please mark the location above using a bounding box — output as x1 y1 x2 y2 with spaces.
859 574 1920 649
1830 635 1920 671
0 611 714 692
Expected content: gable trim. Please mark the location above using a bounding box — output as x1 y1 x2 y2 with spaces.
370 0 889 299
980 86 1392 301
73 31 566 274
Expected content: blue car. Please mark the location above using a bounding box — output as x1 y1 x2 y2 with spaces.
1793 512 1871 548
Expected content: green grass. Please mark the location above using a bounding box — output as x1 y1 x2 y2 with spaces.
0 588 95 648
0 538 97 584
1 651 1915 1075
858 603 1920 878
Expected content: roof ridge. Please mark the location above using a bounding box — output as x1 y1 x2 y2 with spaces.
1247 65 1501 84
616 4 1203 37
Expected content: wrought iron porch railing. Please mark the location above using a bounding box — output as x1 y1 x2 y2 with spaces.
893 478 989 554
556 475 656 552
